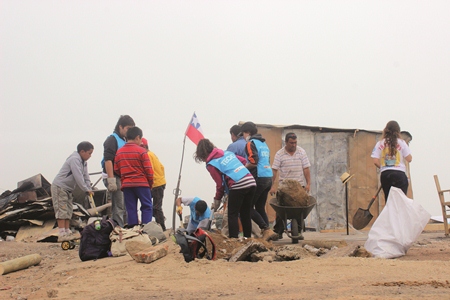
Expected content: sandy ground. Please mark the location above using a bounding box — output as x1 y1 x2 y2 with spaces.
1 230 450 300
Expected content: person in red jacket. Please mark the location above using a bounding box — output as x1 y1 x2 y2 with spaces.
114 126 154 226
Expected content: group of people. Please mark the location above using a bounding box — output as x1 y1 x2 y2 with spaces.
50 115 412 243
187 121 312 240
51 115 167 242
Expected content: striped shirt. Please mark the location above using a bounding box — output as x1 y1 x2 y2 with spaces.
114 143 154 189
230 174 256 190
272 146 311 186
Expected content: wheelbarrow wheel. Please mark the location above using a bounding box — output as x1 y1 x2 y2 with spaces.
291 219 299 244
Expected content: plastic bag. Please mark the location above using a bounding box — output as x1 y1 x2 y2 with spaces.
364 187 431 259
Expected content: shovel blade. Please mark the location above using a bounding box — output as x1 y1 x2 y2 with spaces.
352 208 373 230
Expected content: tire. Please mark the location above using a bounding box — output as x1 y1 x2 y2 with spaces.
61 241 70 250
291 218 299 244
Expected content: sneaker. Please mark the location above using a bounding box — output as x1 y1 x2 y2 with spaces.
262 228 279 242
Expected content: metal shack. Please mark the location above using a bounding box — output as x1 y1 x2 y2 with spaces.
248 123 413 231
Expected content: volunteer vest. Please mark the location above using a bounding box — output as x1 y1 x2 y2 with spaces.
101 132 126 168
251 139 273 178
207 151 250 182
190 197 211 223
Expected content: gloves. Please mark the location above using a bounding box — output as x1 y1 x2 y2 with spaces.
107 178 117 192
213 199 221 212
176 205 183 215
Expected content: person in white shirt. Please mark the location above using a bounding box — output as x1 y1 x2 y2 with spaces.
371 120 412 201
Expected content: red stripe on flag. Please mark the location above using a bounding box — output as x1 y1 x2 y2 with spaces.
186 124 204 145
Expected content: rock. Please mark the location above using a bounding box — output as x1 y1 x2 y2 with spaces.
132 244 169 264
251 251 277 262
229 241 267 262
350 246 372 258
320 242 370 258
275 245 315 261
303 244 320 255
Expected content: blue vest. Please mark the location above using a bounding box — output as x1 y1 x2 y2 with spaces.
101 132 126 168
190 197 211 225
252 139 273 178
207 151 250 182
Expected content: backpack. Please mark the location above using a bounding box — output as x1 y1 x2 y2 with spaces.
79 216 116 261
173 228 216 263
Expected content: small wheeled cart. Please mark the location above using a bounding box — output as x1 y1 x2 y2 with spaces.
61 238 79 250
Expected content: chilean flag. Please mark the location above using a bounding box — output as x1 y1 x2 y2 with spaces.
185 112 204 145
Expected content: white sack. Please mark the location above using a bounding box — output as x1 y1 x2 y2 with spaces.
364 187 431 259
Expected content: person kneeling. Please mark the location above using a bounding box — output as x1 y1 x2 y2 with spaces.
176 197 211 234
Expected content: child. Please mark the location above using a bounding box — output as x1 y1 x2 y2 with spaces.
175 196 211 234
52 141 94 242
114 126 154 226
140 138 167 231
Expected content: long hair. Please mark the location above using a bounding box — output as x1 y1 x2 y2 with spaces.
382 120 401 156
194 139 215 163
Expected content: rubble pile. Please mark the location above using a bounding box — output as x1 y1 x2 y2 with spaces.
0 174 101 240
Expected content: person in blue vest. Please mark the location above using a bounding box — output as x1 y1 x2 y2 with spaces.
241 121 279 241
175 196 211 234
194 139 256 239
102 115 135 227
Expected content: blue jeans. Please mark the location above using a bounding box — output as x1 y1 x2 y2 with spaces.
122 187 153 226
103 177 126 227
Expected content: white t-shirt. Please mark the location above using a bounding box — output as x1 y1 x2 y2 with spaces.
371 138 411 173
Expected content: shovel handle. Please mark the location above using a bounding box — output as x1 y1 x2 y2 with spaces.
367 186 383 210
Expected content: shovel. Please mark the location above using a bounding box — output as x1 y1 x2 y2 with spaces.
352 186 382 230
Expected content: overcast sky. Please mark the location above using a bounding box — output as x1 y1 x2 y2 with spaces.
1 1 449 226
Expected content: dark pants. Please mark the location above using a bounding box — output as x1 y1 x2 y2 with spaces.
151 184 166 231
251 177 272 230
122 187 153 226
381 170 409 202
228 186 256 238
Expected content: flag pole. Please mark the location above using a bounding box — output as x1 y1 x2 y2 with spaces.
171 113 194 233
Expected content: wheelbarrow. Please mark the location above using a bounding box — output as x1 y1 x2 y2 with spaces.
269 197 316 244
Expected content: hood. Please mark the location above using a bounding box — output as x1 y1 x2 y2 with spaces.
206 148 224 163
250 134 265 143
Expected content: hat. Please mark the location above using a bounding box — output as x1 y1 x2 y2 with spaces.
140 138 148 147
340 172 354 184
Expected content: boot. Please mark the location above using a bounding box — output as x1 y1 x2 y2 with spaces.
262 228 279 242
